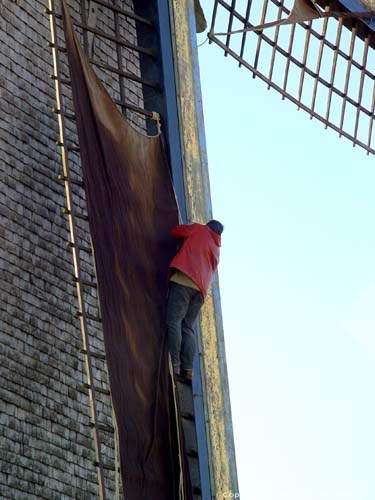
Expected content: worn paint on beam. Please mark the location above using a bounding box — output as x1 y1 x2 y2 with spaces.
168 0 239 497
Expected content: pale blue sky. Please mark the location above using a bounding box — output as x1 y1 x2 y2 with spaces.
197 3 375 499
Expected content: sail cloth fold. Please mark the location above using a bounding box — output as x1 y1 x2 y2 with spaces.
60 1 191 499
194 0 208 33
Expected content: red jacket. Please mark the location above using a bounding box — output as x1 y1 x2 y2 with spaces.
168 223 221 297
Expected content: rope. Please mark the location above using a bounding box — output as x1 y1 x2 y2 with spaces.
197 36 209 48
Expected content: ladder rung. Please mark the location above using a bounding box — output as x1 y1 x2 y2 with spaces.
49 74 157 120
55 25 157 59
90 59 160 90
61 207 88 219
51 64 158 91
83 383 111 396
56 140 80 152
71 276 97 289
67 241 92 254
186 449 199 459
86 0 154 27
47 40 67 53
52 107 75 120
88 421 114 433
175 376 192 386
93 460 119 472
193 486 202 495
181 412 195 421
113 98 155 119
76 311 102 322
58 175 85 188
80 348 106 360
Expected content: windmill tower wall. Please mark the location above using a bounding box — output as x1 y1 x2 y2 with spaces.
0 1 143 498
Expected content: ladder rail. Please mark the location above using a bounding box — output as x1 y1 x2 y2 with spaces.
48 2 107 498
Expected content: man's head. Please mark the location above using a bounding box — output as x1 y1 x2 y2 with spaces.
206 220 224 235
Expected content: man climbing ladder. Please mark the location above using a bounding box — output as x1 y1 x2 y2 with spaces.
166 220 224 381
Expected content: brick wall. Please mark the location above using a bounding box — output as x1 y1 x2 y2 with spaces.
0 1 144 498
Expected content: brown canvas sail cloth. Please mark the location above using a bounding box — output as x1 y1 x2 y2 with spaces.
60 2 192 498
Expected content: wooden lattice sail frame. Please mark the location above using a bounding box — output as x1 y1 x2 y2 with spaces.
209 0 375 155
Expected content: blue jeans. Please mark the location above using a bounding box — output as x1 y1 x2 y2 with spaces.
166 282 204 371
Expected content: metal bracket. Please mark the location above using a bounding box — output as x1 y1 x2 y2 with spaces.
151 111 161 134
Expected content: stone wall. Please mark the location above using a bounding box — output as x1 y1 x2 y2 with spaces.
0 1 144 498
